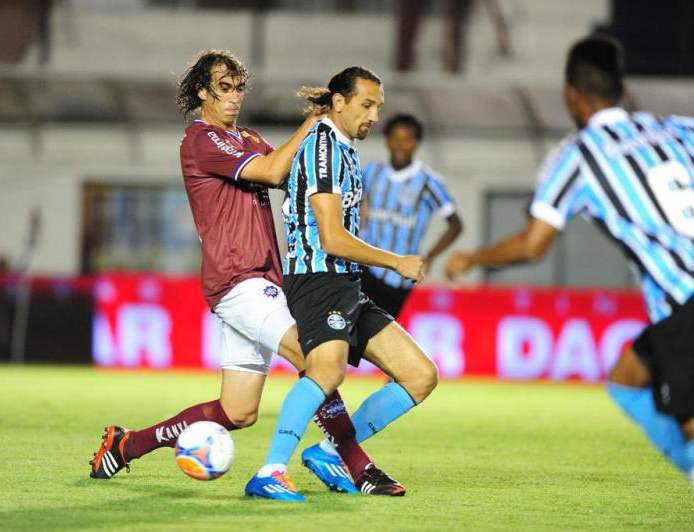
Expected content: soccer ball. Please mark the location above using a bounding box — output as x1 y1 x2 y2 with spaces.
175 421 234 480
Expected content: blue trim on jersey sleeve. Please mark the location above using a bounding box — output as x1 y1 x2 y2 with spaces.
232 152 261 181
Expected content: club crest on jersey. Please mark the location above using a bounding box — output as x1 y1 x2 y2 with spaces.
327 310 346 330
319 399 346 418
240 130 260 144
263 285 279 298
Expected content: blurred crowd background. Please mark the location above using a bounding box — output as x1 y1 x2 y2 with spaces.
1 0 693 369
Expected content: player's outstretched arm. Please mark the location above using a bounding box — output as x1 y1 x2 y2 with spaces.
310 193 423 282
445 217 557 280
239 114 321 186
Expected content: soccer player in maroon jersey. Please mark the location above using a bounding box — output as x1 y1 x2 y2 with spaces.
89 50 387 494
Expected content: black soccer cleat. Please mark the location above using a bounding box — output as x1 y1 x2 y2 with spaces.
89 425 132 479
354 463 406 496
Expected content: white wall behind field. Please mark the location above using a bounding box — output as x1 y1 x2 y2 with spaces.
0 122 548 283
2 0 686 287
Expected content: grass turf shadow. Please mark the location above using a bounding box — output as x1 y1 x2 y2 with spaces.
0 478 364 530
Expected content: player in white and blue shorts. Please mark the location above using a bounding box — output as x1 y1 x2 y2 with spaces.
447 34 694 487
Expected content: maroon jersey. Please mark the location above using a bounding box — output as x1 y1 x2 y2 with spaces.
180 119 282 309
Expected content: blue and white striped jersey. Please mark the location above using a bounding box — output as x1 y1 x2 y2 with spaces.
530 107 694 323
361 160 456 289
282 118 362 274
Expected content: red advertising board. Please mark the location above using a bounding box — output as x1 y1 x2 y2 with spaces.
398 286 646 380
92 275 648 381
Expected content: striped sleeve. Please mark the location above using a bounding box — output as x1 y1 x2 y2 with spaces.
663 115 694 184
306 122 342 196
529 138 585 230
425 169 456 218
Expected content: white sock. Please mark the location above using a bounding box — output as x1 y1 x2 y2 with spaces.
257 463 286 478
319 439 339 457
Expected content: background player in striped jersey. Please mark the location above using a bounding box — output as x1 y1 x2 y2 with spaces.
360 113 463 317
90 50 384 495
245 67 438 501
446 34 694 486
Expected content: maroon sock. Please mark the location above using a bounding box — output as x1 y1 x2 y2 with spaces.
297 370 371 477
125 399 237 460
313 389 372 478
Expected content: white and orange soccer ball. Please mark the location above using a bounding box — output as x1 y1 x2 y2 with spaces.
174 421 234 480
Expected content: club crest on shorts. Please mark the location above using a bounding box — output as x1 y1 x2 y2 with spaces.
263 285 279 298
327 310 346 330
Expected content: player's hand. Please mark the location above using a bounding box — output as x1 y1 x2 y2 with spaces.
445 251 475 281
395 255 424 283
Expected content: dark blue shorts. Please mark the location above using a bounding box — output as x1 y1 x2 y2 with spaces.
283 272 393 367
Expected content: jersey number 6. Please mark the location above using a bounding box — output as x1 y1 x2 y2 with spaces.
646 160 694 238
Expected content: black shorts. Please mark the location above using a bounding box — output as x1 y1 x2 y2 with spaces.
633 295 694 418
359 268 412 319
283 272 394 367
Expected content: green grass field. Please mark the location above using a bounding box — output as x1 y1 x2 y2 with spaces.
0 366 692 531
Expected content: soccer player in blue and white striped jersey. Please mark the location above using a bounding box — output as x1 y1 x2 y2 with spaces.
360 114 463 317
446 34 694 486
246 67 438 501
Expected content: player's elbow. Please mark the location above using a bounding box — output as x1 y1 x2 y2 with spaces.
262 172 285 186
253 168 285 186
319 230 341 256
450 217 463 238
321 239 338 256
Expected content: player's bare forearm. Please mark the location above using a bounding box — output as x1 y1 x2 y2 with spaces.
240 115 319 185
424 213 463 264
473 218 557 267
470 232 535 268
311 193 423 281
326 229 423 282
325 229 399 270
446 218 558 280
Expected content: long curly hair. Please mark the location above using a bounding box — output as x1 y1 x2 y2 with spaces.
176 50 249 120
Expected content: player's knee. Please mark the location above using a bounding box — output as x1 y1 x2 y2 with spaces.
226 409 258 428
280 344 305 372
681 417 694 442
219 398 259 428
607 348 650 387
307 368 346 396
406 358 439 403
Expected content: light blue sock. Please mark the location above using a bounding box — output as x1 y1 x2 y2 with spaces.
606 381 689 472
263 377 325 468
351 382 416 443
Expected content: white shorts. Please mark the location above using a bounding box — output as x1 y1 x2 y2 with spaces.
213 277 296 375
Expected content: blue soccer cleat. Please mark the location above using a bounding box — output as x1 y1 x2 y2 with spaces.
301 443 359 494
245 471 306 502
